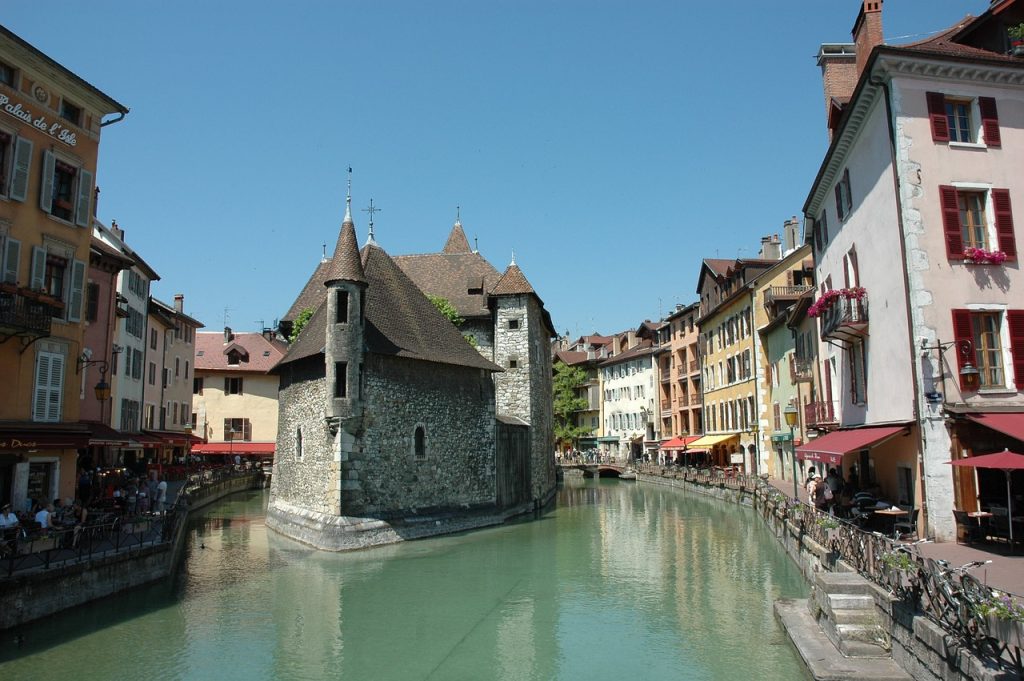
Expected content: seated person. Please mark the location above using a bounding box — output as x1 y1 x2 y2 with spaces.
0 503 19 530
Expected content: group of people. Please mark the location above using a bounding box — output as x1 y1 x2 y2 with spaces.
0 498 90 554
806 465 860 512
78 470 169 516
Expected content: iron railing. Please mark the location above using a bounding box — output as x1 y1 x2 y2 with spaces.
0 288 61 336
804 401 835 427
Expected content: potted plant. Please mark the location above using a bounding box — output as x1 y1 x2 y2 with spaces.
1009 23 1024 56
963 247 1009 265
975 591 1024 648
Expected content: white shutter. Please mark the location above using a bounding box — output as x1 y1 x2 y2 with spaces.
67 259 86 322
47 353 65 421
2 237 19 284
39 150 55 214
33 352 51 421
75 168 93 227
10 137 33 202
30 246 46 290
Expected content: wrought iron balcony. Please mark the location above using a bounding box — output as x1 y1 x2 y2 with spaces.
0 287 61 340
804 401 837 428
690 393 702 405
790 357 814 383
819 294 868 343
689 360 700 373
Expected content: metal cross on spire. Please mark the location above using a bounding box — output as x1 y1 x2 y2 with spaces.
455 205 461 225
363 198 380 244
344 166 353 222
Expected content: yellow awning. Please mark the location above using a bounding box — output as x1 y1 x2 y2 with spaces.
687 434 739 448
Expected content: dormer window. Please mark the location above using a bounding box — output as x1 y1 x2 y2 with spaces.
227 350 241 366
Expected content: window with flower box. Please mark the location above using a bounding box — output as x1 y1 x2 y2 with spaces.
39 150 93 227
940 186 1016 263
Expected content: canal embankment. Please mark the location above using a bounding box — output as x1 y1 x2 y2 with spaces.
0 470 258 631
636 468 1021 681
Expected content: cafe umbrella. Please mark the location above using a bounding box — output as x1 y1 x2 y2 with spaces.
947 448 1024 545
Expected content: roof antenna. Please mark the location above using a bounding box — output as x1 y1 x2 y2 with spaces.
344 166 353 223
363 198 380 244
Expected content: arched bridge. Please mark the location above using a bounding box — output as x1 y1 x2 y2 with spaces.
557 462 633 478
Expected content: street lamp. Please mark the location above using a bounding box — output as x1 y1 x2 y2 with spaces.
920 338 981 394
784 404 799 499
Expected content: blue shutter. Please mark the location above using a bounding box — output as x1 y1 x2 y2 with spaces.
2 237 19 284
9 137 33 202
38 150 55 214
30 246 46 290
75 168 93 227
32 352 51 421
67 259 86 322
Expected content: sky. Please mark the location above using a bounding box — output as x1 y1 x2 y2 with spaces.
4 0 984 338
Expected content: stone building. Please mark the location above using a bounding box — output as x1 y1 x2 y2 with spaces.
267 197 556 550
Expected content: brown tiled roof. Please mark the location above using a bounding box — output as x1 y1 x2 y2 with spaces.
195 331 286 373
281 245 501 372
598 339 655 367
392 251 499 319
702 258 734 278
282 260 330 322
491 263 536 296
554 350 588 366
443 222 472 254
324 220 367 286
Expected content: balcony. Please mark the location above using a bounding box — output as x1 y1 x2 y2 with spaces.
677 394 689 407
789 357 814 383
689 360 699 374
0 287 61 340
804 401 837 428
690 393 702 405
818 293 868 343
765 285 815 309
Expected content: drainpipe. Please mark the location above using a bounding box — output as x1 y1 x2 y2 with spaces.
871 72 929 537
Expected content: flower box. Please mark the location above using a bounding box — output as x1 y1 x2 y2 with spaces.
963 247 1008 265
808 287 866 318
986 615 1024 649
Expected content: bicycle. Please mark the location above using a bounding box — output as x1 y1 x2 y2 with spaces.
926 558 999 656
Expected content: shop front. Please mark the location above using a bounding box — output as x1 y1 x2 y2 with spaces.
686 434 739 469
949 412 1024 514
0 425 90 511
190 441 275 465
795 424 915 503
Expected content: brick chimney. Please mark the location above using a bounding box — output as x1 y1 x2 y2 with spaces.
817 44 856 136
852 0 883 79
173 294 184 313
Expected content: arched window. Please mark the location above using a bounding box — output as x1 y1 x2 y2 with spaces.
414 425 426 459
296 426 303 460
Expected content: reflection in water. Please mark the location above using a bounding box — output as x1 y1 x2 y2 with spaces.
0 480 809 681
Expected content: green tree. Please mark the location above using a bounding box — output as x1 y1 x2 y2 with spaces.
428 295 464 326
289 307 314 343
553 361 590 449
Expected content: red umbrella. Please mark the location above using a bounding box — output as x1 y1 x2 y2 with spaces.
948 449 1024 545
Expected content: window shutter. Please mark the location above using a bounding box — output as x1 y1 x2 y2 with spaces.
926 92 949 142
823 360 833 404
33 352 51 421
10 137 32 202
67 259 86 322
223 418 231 440
74 168 93 227
30 246 46 290
238 377 243 395
951 309 974 391
834 184 844 221
2 237 20 284
849 248 860 288
224 377 229 393
992 188 1016 260
978 97 1000 148
38 150 55 214
1008 311 1024 390
38 352 64 422
243 420 252 441
939 185 963 259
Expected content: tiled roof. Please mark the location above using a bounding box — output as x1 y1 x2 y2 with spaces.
554 350 588 366
491 263 535 296
324 220 367 286
443 222 472 254
598 339 654 367
282 260 330 323
702 258 734 278
392 251 499 319
281 244 501 372
195 331 286 373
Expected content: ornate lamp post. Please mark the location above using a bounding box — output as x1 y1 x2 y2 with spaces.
784 404 799 499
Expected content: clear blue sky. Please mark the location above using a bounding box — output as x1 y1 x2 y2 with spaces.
4 0 980 337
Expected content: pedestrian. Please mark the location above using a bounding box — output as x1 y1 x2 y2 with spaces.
155 477 168 514
35 503 54 530
77 469 92 506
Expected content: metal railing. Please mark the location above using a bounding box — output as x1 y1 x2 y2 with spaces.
0 288 60 336
765 285 815 308
804 400 835 427
790 357 814 383
820 295 868 340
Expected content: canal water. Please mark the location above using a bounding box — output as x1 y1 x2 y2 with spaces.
1 478 810 681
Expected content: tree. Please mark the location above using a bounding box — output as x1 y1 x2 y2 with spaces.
289 307 314 343
428 295 464 326
553 361 590 449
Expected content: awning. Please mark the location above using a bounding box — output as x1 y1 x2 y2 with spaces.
596 436 619 442
795 425 909 467
191 442 275 456
687 433 738 449
130 432 164 447
142 430 204 447
86 422 130 446
965 413 1024 444
659 435 703 450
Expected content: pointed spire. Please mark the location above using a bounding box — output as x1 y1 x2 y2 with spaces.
363 198 380 246
510 249 516 266
343 166 353 224
491 259 535 296
442 210 472 254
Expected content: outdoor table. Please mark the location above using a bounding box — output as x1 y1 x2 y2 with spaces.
873 508 908 538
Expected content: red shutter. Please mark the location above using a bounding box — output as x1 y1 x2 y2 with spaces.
835 184 843 221
1008 311 1024 390
940 185 964 259
926 92 949 142
951 309 974 391
978 97 1001 148
992 188 1016 260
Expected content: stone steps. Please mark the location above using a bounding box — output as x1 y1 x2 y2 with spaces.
775 599 912 681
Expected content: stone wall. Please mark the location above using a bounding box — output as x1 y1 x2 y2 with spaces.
462 317 494 360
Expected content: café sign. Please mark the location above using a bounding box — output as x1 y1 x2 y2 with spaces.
0 93 78 147
0 439 39 450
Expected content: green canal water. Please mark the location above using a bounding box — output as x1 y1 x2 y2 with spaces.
1 478 810 681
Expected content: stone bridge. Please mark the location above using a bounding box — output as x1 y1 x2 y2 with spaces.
557 462 631 478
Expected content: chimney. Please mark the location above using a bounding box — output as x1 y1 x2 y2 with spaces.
759 235 782 261
783 216 800 254
173 294 184 313
110 219 125 241
817 44 857 137
224 327 233 343
852 1 883 80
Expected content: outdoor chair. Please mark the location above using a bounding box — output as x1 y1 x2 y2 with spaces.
953 510 984 544
894 508 919 537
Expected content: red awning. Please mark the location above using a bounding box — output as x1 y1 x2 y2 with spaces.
85 422 131 446
966 413 1024 444
659 435 702 449
795 425 909 467
191 442 275 456
142 430 204 447
130 433 164 446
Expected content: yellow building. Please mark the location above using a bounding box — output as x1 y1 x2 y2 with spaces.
0 26 127 508
191 328 286 462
